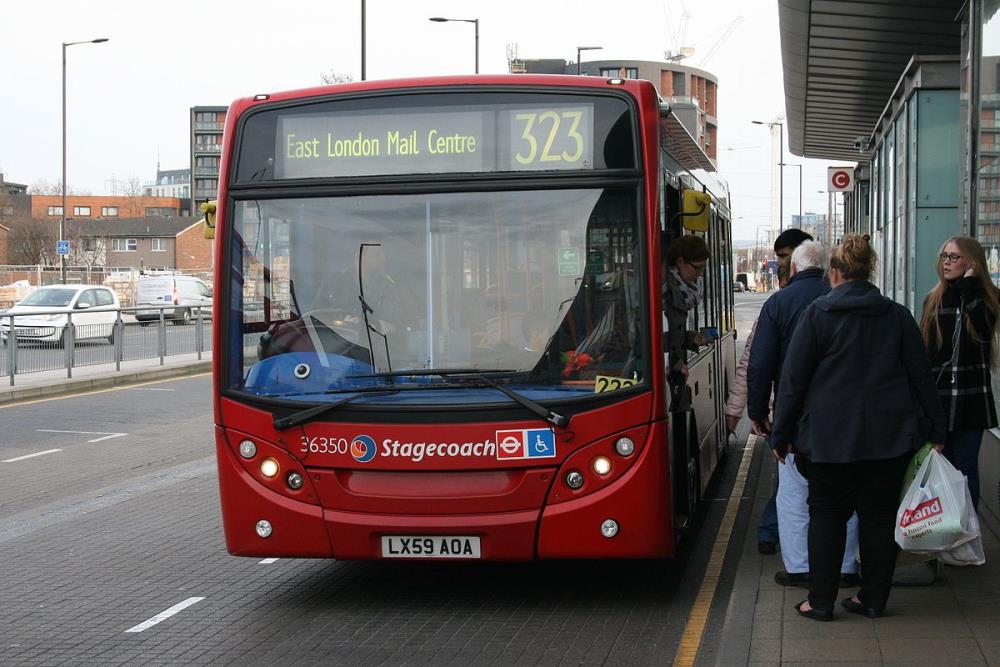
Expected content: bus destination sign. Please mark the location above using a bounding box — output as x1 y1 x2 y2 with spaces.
274 105 593 179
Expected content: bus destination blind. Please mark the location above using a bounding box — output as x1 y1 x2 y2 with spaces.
275 105 594 178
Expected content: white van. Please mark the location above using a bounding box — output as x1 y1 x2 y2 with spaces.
135 274 213 324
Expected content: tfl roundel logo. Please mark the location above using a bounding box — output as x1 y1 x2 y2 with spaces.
350 435 378 463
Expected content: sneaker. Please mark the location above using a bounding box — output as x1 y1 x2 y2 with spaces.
757 541 777 555
775 571 810 587
839 573 861 588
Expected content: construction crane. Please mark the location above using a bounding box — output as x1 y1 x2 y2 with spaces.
663 0 693 62
506 43 526 74
698 16 743 67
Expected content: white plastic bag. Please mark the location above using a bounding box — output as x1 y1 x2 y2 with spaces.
895 450 979 553
937 482 986 566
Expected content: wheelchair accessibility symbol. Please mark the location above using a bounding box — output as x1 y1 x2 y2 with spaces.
495 428 556 460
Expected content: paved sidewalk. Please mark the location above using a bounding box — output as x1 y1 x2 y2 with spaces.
718 433 1000 666
0 352 212 404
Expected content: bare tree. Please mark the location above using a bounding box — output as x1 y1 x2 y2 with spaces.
28 179 90 196
121 176 147 216
6 215 57 265
30 179 62 195
320 70 354 85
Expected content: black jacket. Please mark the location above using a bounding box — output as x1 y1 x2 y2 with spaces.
746 266 828 421
924 277 998 431
771 280 946 463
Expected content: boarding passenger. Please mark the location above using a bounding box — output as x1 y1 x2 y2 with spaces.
772 235 946 621
746 228 812 556
662 234 710 410
920 236 1000 511
750 240 859 586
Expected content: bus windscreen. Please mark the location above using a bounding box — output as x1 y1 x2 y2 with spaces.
235 92 636 181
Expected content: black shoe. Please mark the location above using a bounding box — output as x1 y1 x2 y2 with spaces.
841 597 883 618
757 541 777 555
775 571 811 587
794 600 833 622
839 573 861 588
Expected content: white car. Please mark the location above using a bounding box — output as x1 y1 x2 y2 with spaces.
0 284 120 346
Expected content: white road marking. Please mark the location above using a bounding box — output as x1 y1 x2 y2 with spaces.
124 596 205 633
2 449 63 463
258 558 279 564
36 429 127 443
134 388 176 392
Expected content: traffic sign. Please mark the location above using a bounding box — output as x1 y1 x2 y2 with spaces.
558 247 580 276
56 240 70 256
828 166 855 192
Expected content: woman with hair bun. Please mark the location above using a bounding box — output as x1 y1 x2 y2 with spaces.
770 234 945 622
920 236 1000 511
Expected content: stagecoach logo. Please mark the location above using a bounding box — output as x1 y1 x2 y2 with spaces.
495 429 557 461
900 497 944 528
351 435 378 463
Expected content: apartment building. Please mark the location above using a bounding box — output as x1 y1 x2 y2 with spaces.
190 106 227 215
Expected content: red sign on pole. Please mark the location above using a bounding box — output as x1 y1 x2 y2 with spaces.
828 167 855 192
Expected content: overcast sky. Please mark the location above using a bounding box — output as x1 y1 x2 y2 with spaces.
1 0 850 242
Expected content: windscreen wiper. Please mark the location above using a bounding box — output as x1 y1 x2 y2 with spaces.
348 368 569 428
273 388 399 431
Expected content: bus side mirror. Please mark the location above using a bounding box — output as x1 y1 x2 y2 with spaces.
681 190 711 232
200 200 217 239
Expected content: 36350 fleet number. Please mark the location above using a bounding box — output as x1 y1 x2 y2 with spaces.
300 436 349 455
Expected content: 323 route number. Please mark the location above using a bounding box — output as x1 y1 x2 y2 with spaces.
594 375 638 394
512 109 590 166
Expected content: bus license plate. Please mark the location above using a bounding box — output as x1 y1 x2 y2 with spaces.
381 535 481 559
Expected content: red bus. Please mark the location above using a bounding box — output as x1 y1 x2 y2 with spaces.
211 75 736 560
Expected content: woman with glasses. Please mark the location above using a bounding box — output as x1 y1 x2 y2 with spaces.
662 234 709 408
920 236 1000 510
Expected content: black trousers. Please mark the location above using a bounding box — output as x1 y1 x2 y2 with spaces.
796 452 910 612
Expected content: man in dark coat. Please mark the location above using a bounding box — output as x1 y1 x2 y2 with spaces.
746 228 813 556
748 239 845 586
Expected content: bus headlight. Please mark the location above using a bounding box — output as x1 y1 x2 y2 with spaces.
565 470 584 489
286 472 304 490
592 456 612 476
260 458 279 478
614 437 635 457
600 519 619 538
239 440 257 459
255 519 273 538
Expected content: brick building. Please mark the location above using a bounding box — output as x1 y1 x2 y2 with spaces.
63 217 211 270
30 195 185 220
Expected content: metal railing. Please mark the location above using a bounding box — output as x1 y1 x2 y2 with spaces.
1 305 212 385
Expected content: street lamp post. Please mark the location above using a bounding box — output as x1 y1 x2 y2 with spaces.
752 119 785 232
361 0 366 80
429 17 479 73
62 37 109 284
755 224 772 290
779 162 802 219
576 46 602 75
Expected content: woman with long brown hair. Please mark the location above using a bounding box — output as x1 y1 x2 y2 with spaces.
920 236 1000 511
